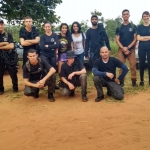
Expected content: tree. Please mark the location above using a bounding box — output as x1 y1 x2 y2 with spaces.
105 17 122 40
80 20 89 33
0 0 62 25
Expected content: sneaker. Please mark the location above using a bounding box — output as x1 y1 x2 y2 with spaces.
95 95 104 102
139 81 144 86
0 91 4 95
48 93 55 102
82 95 88 102
33 93 39 98
120 81 124 87
132 81 138 87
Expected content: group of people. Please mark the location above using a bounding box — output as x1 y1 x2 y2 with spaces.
0 9 150 102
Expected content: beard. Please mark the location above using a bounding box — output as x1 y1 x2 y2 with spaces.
91 22 98 26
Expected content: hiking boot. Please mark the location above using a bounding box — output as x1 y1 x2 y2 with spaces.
33 93 39 98
48 93 55 102
82 95 88 102
55 85 59 90
0 91 4 95
95 95 104 102
69 90 75 97
120 81 124 87
139 81 144 86
13 87 18 93
132 81 138 87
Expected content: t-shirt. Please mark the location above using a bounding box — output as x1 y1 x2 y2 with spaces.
19 26 39 52
0 32 14 43
23 58 52 81
93 57 123 81
58 34 72 54
115 23 137 50
137 24 150 49
60 58 84 79
72 33 85 55
40 33 59 58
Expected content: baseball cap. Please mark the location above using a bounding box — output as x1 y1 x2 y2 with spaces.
0 19 4 24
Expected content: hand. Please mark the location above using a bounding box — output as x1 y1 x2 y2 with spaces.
122 47 128 53
85 57 89 59
54 42 56 45
34 83 40 88
45 45 48 48
114 78 120 84
68 72 75 80
38 79 46 88
124 50 131 55
106 72 114 79
68 83 75 90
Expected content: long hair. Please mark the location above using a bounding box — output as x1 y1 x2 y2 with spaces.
71 21 82 33
60 23 70 36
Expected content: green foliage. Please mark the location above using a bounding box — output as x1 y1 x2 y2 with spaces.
110 41 118 56
80 20 89 33
91 9 104 23
105 17 122 41
0 0 62 25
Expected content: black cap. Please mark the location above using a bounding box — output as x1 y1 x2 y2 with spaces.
91 15 98 20
0 19 4 24
66 51 76 59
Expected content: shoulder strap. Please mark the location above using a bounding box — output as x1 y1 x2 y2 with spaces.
26 60 31 72
4 31 8 39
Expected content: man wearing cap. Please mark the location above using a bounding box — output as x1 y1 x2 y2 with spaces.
0 19 18 95
19 16 40 66
85 15 111 61
60 51 88 102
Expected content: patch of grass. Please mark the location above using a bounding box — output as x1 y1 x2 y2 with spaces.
6 92 24 101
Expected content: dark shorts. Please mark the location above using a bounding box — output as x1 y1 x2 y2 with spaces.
58 53 67 62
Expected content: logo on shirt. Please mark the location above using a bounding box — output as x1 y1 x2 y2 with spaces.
129 28 133 32
51 38 55 42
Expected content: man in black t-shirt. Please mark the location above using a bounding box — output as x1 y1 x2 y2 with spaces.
60 51 88 102
92 46 128 102
19 16 40 66
0 19 18 95
115 9 137 87
23 49 56 102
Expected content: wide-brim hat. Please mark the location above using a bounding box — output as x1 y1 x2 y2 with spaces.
66 51 76 59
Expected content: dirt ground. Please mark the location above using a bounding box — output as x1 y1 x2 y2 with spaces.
0 68 150 150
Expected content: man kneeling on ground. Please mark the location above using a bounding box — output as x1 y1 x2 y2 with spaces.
23 49 56 102
60 51 88 102
92 46 128 102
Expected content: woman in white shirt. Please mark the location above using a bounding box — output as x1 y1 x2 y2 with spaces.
71 22 85 64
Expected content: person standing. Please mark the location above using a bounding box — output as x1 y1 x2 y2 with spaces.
0 19 18 95
85 15 111 61
40 21 59 70
137 11 150 86
116 9 137 87
58 23 73 75
19 16 40 66
92 46 128 102
71 21 85 64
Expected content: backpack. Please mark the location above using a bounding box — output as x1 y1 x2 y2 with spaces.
26 57 43 74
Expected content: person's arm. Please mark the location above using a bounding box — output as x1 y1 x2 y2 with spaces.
40 35 49 51
127 33 137 49
117 64 129 81
47 34 59 49
40 67 56 83
20 38 33 46
104 30 111 50
73 68 86 76
25 37 40 44
0 42 9 47
23 78 39 88
137 35 150 41
92 67 107 77
85 30 90 58
0 43 14 50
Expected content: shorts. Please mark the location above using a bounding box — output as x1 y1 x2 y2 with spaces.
58 53 67 62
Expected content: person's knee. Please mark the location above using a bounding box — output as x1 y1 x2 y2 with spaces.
62 88 70 96
24 87 32 96
113 92 124 100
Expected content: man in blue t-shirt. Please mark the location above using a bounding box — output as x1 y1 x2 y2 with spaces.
92 46 128 102
115 9 137 87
